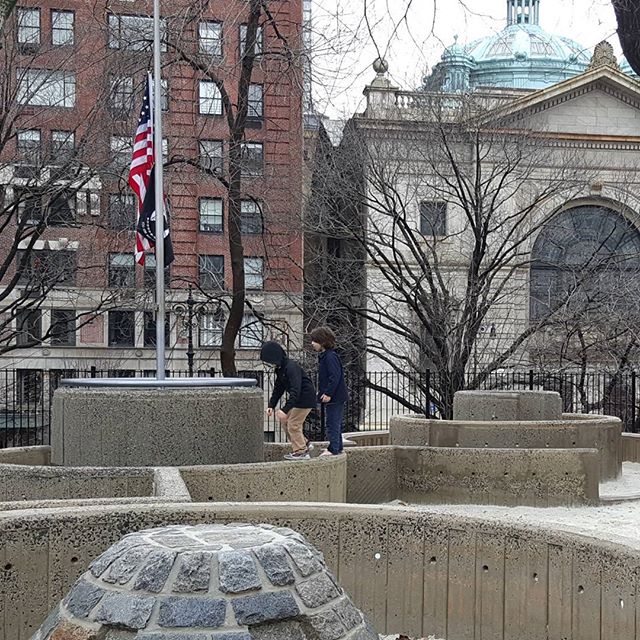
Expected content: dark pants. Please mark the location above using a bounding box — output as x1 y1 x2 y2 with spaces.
325 402 345 454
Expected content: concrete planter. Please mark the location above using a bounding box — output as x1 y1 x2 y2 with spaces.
52 386 264 467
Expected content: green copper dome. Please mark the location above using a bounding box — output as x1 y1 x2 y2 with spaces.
424 0 599 92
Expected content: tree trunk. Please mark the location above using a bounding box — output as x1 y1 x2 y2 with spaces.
220 138 245 377
612 0 640 76
218 0 261 376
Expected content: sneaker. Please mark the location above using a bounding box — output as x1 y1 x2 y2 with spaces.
319 449 334 457
284 450 310 461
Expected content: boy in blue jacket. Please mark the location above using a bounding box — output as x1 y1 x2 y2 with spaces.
310 326 348 456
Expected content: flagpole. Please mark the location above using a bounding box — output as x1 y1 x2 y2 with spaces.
153 0 166 379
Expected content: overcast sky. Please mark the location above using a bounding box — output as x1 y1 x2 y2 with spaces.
310 0 620 118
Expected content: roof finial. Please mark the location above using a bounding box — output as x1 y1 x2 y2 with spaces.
587 41 620 71
372 57 389 76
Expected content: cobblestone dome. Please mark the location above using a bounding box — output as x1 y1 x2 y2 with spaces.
32 523 378 640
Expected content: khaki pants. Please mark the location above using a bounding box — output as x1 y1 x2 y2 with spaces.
284 408 311 452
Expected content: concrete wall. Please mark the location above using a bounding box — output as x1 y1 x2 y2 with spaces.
453 390 563 421
1 502 639 639
345 430 390 446
346 446 397 504
0 446 50 466
51 387 264 467
396 447 599 507
391 413 622 480
180 455 347 503
622 433 640 462
346 446 599 507
0 464 154 502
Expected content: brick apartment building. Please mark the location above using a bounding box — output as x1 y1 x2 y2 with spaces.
0 0 304 386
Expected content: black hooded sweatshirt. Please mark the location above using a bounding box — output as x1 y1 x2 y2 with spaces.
261 341 317 413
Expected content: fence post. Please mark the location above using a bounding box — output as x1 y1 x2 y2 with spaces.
425 369 431 418
210 367 215 378
90 366 96 379
529 369 534 391
632 371 637 433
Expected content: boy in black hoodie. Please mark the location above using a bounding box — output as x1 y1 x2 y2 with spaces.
260 341 317 460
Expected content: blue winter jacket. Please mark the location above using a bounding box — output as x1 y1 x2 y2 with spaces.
317 349 348 405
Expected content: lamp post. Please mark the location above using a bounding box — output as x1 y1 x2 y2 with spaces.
173 286 212 377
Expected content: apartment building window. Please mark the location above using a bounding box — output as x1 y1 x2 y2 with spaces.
199 198 223 233
248 84 263 119
143 311 170 347
241 200 263 234
108 194 136 230
17 250 76 286
199 140 223 174
419 201 447 236
240 24 263 56
17 129 41 164
51 130 75 160
51 10 74 46
111 135 132 166
108 14 165 51
161 78 169 111
48 191 75 226
143 254 170 288
108 310 135 347
199 80 222 115
14 186 42 224
108 253 135 288
239 314 263 348
16 310 42 346
50 309 76 346
199 21 222 56
17 8 40 46
199 309 224 347
240 142 263 177
109 76 134 116
17 69 76 108
16 369 43 403
244 257 264 290
199 255 224 289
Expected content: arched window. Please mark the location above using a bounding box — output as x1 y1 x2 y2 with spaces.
530 205 640 321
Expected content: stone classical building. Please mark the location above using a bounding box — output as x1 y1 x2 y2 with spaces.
0 0 304 383
308 1 640 421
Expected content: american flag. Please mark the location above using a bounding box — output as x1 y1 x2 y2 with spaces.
128 76 154 266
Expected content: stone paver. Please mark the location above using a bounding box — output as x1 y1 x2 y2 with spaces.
218 550 261 593
64 580 106 619
158 596 226 628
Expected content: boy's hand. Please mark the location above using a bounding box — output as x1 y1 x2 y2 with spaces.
275 409 288 422
320 394 331 403
266 407 274 417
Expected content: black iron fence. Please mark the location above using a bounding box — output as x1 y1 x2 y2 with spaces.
0 367 638 448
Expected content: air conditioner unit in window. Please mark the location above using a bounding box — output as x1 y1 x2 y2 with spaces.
14 164 40 180
118 289 137 302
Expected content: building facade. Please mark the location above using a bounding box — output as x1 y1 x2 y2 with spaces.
0 0 305 381
307 0 640 420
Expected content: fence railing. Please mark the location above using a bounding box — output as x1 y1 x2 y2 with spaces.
0 367 638 449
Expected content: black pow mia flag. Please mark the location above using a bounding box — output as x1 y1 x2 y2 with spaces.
137 166 175 267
